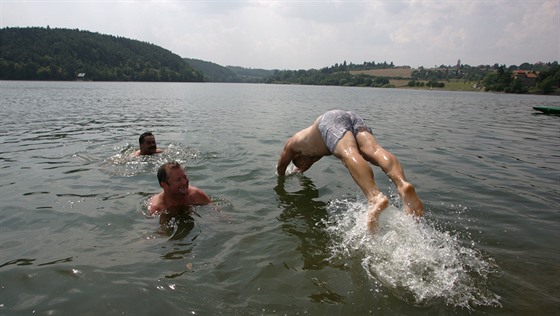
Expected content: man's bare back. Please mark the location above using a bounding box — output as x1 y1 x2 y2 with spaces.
277 120 331 175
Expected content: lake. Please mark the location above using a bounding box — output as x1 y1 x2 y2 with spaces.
0 81 558 315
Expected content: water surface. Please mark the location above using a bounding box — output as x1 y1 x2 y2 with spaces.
0 81 559 315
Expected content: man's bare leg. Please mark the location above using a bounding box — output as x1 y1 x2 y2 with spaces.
356 131 424 217
398 182 424 217
366 192 389 232
334 133 389 232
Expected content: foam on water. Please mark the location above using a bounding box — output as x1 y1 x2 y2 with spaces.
323 199 501 309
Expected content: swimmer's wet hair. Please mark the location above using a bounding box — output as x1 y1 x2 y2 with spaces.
157 161 182 184
139 131 154 145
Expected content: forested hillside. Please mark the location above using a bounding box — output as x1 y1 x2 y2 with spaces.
185 58 238 82
0 27 203 81
184 58 276 83
226 66 275 82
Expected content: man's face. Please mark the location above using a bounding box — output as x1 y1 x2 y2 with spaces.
140 136 157 155
164 167 189 195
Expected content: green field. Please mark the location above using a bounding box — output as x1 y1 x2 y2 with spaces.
389 79 482 92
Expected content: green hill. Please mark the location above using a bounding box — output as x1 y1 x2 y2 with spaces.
185 58 276 83
184 58 239 82
0 27 203 82
226 66 275 82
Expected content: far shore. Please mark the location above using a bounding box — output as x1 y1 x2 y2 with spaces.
390 79 483 92
351 68 559 95
2 79 558 95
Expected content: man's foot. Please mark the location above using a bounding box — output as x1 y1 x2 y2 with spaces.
367 193 389 233
400 183 424 217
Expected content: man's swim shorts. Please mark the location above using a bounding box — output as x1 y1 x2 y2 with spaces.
317 110 371 154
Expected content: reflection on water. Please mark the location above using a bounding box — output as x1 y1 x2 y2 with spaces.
274 175 352 304
274 175 332 271
157 210 199 240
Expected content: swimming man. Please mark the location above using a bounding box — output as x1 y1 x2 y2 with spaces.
148 162 212 219
276 110 424 231
131 132 164 157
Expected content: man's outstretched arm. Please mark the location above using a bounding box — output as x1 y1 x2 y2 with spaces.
276 141 294 176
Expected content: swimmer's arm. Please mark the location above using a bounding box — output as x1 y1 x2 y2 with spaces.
147 194 163 215
276 143 294 176
190 187 224 213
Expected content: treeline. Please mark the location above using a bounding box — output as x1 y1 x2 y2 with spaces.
185 58 239 82
0 27 203 82
184 58 274 83
321 60 396 73
413 64 489 82
407 80 446 88
413 62 558 81
261 60 397 87
226 66 275 82
481 63 559 94
265 61 559 94
262 60 391 86
263 68 391 87
413 62 559 94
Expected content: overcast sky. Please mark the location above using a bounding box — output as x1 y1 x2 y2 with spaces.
1 0 558 69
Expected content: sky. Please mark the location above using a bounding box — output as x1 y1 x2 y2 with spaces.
1 0 558 70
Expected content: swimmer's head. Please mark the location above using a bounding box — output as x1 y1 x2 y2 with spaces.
139 132 157 155
157 162 190 194
157 161 182 185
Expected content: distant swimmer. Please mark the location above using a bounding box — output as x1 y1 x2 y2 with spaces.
130 131 164 157
148 161 212 220
276 110 424 231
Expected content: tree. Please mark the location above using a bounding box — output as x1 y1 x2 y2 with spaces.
508 78 526 94
538 77 556 94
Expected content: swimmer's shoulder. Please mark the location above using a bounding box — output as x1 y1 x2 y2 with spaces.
148 193 165 215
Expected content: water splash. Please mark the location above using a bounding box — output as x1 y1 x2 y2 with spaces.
323 199 501 309
102 143 207 177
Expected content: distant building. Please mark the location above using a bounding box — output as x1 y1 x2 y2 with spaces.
512 70 538 87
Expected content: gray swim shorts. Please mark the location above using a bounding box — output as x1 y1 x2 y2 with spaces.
318 110 371 153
